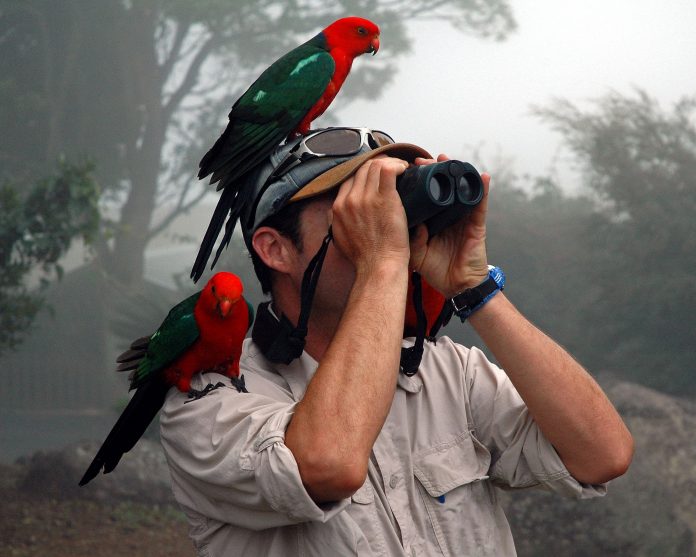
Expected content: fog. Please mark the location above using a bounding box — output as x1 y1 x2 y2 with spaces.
336 0 696 192
1 1 695 554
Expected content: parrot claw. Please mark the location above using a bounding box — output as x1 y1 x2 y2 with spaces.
185 382 226 403
184 375 248 403
229 374 248 393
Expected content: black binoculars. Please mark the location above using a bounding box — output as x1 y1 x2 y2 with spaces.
396 160 484 238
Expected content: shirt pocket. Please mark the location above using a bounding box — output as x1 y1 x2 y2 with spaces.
413 430 491 496
413 431 499 557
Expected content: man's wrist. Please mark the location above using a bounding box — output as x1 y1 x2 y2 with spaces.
354 256 409 283
449 265 506 321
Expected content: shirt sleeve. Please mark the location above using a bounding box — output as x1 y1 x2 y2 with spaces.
159 373 349 530
462 345 606 499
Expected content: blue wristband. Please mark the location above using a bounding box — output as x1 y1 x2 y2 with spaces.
450 265 506 321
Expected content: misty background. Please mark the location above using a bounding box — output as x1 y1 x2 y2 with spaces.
1 1 695 555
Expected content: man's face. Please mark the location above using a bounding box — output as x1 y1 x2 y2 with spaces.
294 194 356 317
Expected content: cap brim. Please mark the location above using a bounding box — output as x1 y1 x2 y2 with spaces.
288 143 432 202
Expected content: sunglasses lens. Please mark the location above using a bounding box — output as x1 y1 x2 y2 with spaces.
305 128 362 155
373 131 395 147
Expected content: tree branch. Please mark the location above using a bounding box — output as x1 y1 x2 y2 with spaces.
159 18 191 81
162 33 221 122
148 174 210 239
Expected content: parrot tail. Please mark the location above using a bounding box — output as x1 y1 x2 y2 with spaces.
78 379 170 486
190 185 240 283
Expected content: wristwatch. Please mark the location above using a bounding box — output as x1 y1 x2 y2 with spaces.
450 265 505 321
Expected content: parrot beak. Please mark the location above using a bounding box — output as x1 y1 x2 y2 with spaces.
217 297 236 318
369 36 380 55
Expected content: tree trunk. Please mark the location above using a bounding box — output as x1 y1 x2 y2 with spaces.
103 5 165 287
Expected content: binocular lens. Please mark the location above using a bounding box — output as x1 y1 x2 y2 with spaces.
457 175 474 203
395 159 483 238
428 175 453 204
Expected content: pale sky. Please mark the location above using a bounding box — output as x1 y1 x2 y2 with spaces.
336 0 696 193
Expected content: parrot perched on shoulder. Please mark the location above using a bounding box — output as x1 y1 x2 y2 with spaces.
191 16 380 282
79 272 253 486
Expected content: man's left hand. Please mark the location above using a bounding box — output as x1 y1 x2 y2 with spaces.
408 154 491 297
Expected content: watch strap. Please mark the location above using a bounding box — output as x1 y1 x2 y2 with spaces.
450 266 505 321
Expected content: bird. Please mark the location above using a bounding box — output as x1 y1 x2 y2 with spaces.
79 272 254 486
191 16 380 282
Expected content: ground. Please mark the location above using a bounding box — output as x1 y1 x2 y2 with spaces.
0 485 194 557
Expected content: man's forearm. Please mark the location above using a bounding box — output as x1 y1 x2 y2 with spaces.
469 293 634 484
285 262 408 502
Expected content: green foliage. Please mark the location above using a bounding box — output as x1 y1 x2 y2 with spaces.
0 160 100 355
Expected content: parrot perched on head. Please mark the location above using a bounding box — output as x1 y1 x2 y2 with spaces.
79 272 253 486
191 16 380 282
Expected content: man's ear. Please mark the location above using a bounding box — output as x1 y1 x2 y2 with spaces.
252 227 297 274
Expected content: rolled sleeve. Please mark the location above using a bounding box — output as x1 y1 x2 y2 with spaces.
253 407 349 522
160 374 349 530
489 412 607 499
464 346 607 499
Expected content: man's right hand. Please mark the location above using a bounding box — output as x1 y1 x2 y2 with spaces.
330 156 411 277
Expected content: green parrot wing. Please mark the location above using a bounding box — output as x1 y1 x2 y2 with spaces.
233 44 335 122
192 39 335 282
200 43 335 185
128 291 201 389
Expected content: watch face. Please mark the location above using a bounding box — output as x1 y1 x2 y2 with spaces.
489 266 506 289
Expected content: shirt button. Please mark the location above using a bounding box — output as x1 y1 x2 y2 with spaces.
389 474 399 489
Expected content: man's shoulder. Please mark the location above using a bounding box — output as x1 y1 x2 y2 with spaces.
160 339 295 414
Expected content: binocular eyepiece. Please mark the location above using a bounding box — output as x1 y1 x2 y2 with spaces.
396 160 484 238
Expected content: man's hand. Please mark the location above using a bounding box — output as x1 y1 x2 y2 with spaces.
331 156 411 276
408 154 491 297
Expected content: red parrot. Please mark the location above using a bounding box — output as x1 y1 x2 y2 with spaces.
291 18 380 135
79 272 253 485
191 16 380 282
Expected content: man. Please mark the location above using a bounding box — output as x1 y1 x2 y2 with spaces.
161 127 633 556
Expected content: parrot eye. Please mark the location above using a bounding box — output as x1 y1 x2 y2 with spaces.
357 26 367 35
211 285 217 295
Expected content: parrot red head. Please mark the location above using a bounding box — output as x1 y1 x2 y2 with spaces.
323 17 380 57
202 272 244 318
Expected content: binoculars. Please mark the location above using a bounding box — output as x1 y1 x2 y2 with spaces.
396 160 484 238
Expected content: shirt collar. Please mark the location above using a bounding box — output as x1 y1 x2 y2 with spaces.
244 336 424 399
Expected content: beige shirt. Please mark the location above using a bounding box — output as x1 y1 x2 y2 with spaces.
160 336 605 556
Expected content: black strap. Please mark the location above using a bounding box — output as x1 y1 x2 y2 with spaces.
292 227 333 347
251 229 333 364
251 302 301 364
400 271 426 376
252 232 434 376
428 302 454 340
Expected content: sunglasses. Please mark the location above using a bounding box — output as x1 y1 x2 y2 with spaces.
246 127 395 230
266 127 395 185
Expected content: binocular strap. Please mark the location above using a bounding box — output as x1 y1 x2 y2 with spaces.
254 231 437 377
400 272 427 376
